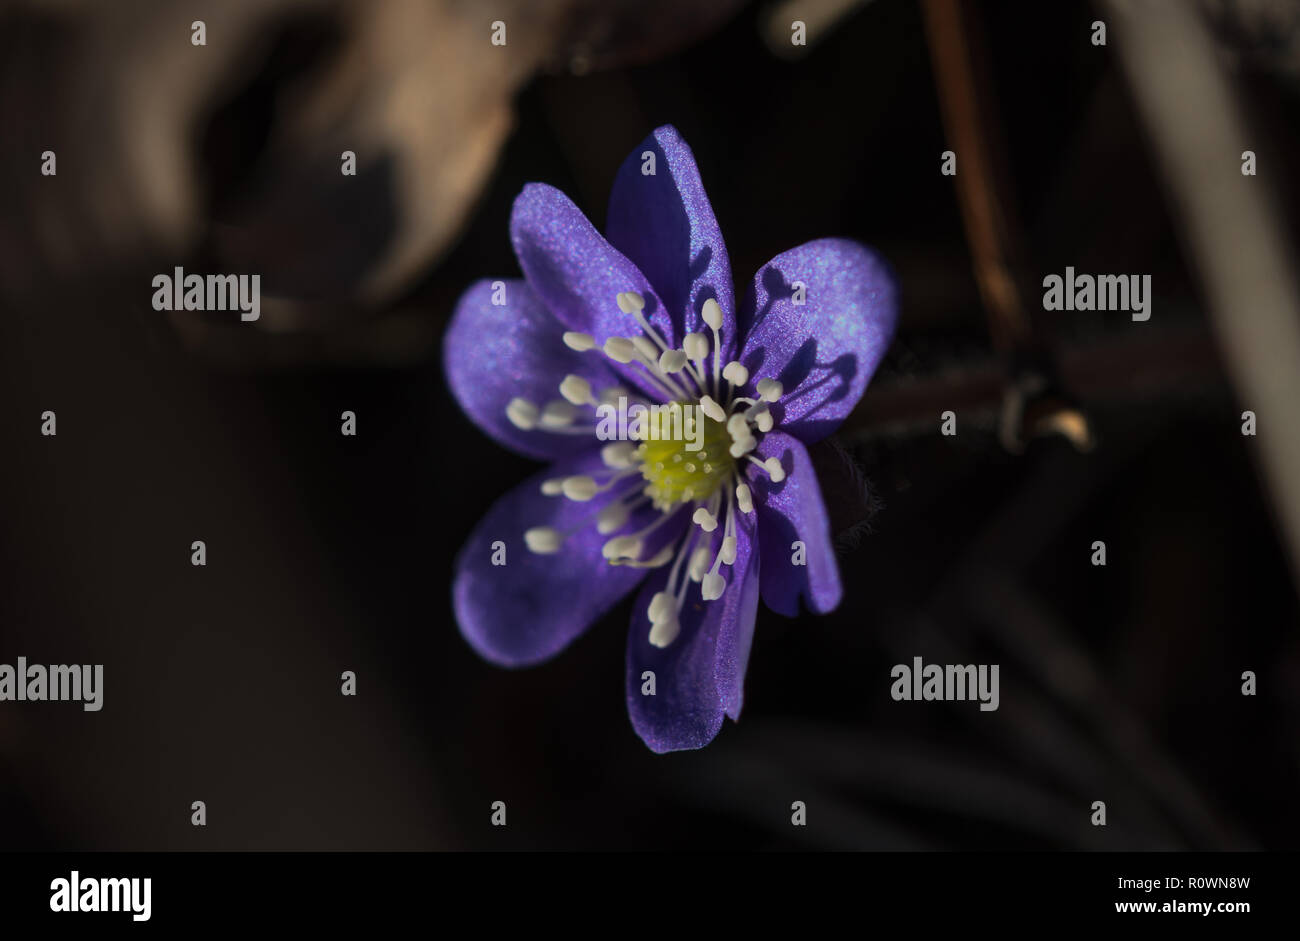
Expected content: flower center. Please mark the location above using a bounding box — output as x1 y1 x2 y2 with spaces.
637 405 734 511
509 290 788 648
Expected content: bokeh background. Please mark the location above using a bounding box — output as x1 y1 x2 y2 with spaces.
2 0 1299 849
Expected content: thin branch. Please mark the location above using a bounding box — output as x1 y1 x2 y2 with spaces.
1103 0 1300 593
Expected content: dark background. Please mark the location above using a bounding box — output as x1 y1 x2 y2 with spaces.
1 0 1298 849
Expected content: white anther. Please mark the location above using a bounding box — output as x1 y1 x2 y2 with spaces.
540 400 578 427
562 331 596 351
636 545 676 568
727 413 749 438
729 436 757 458
596 501 630 534
683 332 709 361
562 475 599 501
601 442 636 468
692 507 718 532
648 615 681 648
559 374 595 406
541 478 565 496
616 291 646 314
603 337 638 363
735 482 753 514
701 298 723 330
648 591 675 624
506 398 539 430
722 361 749 386
632 336 659 362
765 456 786 483
602 535 642 560
699 395 726 422
658 349 688 373
701 572 727 601
598 386 628 406
755 410 774 432
757 378 783 402
688 545 712 582
524 527 564 554
720 536 737 566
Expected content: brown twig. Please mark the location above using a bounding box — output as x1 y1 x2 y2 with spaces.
920 0 1092 453
843 321 1221 440
920 0 1031 354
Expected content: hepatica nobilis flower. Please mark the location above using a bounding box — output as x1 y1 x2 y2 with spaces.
445 126 897 752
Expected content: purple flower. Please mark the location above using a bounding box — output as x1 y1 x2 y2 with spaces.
445 125 897 752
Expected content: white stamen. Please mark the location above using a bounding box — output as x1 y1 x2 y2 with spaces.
688 545 712 582
540 400 578 427
602 535 642 560
541 478 565 496
764 456 786 482
562 331 596 351
559 374 595 406
601 441 637 468
616 291 646 314
658 349 688 373
726 413 749 438
524 527 564 554
624 504 688 547
701 298 723 330
729 436 757 458
736 481 754 514
722 361 749 386
720 536 737 566
596 501 630 534
611 332 691 401
755 410 774 432
658 528 702 633
620 292 677 363
648 591 675 624
648 616 680 648
506 398 539 430
647 528 701 647
631 336 660 364
692 507 718 532
699 395 726 422
683 332 709 361
562 475 599 501
598 386 629 406
626 545 675 568
603 337 638 363
702 299 724 395
700 487 738 601
757 378 783 402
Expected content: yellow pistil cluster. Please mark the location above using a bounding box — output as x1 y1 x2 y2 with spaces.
637 405 735 510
